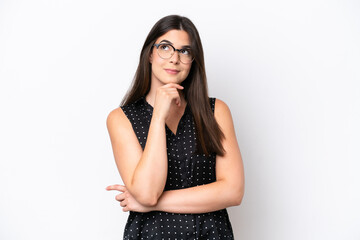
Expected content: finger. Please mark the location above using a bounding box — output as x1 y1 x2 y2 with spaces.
166 88 180 93
120 200 127 207
115 193 125 201
161 89 180 96
105 184 125 191
163 83 184 90
105 184 123 189
173 94 181 106
120 198 128 207
175 98 180 106
165 89 180 97
105 184 126 192
160 90 181 106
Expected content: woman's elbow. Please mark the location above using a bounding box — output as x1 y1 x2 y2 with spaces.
231 186 244 206
134 192 159 207
139 198 158 207
232 192 244 206
130 182 161 207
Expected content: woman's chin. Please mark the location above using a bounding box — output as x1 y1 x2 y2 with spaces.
160 79 184 85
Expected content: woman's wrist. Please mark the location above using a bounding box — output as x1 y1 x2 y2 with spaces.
150 113 166 125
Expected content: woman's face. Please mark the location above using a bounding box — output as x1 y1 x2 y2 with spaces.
150 30 192 86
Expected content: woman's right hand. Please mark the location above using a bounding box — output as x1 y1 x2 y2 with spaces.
152 83 184 121
106 184 155 212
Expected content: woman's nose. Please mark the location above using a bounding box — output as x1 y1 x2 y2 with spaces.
169 51 180 64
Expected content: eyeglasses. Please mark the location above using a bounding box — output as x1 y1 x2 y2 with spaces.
153 43 194 64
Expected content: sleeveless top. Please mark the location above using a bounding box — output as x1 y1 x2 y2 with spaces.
120 97 234 240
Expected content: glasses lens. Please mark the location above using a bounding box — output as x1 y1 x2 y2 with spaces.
157 44 173 59
156 44 194 64
179 49 193 64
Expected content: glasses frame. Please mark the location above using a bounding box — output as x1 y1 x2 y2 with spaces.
153 43 194 64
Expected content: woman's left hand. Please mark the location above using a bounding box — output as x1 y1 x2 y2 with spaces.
106 184 154 213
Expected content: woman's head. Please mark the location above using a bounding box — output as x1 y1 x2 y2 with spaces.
122 15 207 104
150 29 193 87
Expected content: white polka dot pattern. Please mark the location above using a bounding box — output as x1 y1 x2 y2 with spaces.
120 97 234 239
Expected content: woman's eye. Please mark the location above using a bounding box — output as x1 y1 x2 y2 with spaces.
180 49 190 55
160 44 170 51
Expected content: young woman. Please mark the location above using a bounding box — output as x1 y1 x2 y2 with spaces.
106 15 244 239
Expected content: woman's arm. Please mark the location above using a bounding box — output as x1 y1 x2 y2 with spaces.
154 99 244 213
107 107 167 206
107 99 244 213
107 84 184 206
107 180 241 214
153 182 242 214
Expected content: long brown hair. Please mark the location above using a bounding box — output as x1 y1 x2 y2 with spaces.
121 15 225 156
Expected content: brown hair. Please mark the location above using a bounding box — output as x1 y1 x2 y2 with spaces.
121 15 225 156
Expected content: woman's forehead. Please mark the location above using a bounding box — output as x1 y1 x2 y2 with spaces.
156 30 191 47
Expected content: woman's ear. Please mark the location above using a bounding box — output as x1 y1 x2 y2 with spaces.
149 53 153 63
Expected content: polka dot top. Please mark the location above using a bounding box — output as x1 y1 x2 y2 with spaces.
120 97 234 240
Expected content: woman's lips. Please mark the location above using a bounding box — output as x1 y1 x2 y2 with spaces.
165 69 180 74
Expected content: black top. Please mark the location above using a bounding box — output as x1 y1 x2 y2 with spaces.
120 97 234 240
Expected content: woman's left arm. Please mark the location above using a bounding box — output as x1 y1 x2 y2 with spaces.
107 99 245 214
154 99 244 213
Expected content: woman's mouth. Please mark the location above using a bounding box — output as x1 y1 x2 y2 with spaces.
165 69 180 74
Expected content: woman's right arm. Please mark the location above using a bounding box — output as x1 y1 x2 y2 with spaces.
107 83 183 207
107 108 167 206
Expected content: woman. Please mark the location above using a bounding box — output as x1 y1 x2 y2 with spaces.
106 15 244 239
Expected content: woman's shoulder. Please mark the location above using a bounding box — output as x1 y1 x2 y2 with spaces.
106 107 129 131
211 97 232 120
107 97 146 130
209 97 230 112
120 97 144 112
111 98 144 118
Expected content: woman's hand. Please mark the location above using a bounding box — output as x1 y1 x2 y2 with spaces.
152 83 184 121
106 184 155 213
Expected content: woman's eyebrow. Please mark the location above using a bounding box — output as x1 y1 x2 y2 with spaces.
159 39 191 49
159 39 172 44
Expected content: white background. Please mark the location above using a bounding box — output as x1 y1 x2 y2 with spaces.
0 0 359 239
